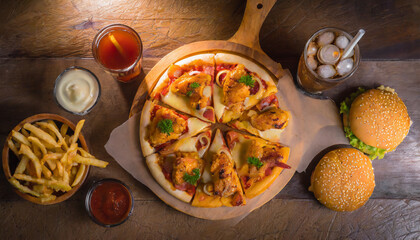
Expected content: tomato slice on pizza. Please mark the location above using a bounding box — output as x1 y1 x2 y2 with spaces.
151 54 215 123
192 129 246 207
226 131 291 199
140 100 211 157
146 131 212 203
229 94 291 142
213 53 278 123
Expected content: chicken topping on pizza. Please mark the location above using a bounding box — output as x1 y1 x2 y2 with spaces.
172 152 203 187
171 73 212 110
147 108 187 147
210 152 238 197
245 140 289 182
222 64 251 117
249 108 290 131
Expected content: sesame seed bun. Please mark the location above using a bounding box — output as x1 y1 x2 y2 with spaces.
309 148 375 212
348 88 410 151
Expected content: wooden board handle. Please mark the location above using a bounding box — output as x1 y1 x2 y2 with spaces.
229 0 277 51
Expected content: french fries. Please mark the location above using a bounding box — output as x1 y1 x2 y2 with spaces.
7 119 108 203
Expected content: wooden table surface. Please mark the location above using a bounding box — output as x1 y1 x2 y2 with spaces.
1 0 419 239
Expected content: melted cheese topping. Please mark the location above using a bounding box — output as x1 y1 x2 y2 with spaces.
213 85 226 121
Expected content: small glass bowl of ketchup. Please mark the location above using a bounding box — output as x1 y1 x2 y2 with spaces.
85 179 133 227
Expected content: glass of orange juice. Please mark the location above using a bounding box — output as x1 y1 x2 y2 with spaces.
92 24 143 83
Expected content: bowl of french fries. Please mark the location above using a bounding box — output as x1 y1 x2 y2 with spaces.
2 113 108 205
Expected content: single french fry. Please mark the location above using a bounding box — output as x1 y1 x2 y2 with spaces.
12 130 31 147
26 161 37 178
73 154 108 168
77 147 94 158
14 155 30 175
71 164 86 187
13 174 71 192
71 120 85 145
41 153 63 162
28 136 47 156
60 124 69 137
18 144 42 178
53 167 60 178
56 161 64 177
23 123 59 148
7 139 20 157
38 121 68 150
41 165 52 179
21 129 30 137
60 152 68 165
67 143 78 165
63 136 70 147
8 177 41 197
63 170 70 185
33 145 42 159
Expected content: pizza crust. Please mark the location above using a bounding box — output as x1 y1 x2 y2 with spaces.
139 100 155 157
146 154 193 203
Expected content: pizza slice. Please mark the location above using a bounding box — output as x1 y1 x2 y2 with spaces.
229 94 291 142
140 100 211 157
226 131 291 199
146 131 212 203
214 53 278 123
151 54 215 123
192 129 246 207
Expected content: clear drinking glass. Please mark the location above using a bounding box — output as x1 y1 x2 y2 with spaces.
296 27 361 94
92 24 143 83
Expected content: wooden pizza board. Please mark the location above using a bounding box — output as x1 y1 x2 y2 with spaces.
128 0 299 219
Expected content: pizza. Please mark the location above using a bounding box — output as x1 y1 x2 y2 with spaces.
140 52 292 208
228 94 291 142
226 131 291 199
146 131 212 202
140 100 211 157
151 54 215 123
191 129 246 207
213 53 278 123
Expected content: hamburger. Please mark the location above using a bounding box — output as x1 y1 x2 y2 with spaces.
340 86 411 160
309 148 375 212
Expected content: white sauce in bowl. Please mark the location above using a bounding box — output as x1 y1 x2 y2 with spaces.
55 68 100 114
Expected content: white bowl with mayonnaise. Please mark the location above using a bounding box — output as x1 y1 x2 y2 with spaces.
54 67 101 115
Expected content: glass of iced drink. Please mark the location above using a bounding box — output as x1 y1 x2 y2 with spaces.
92 24 143 83
297 27 360 94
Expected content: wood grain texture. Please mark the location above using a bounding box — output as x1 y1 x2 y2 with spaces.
0 0 419 60
0 199 419 239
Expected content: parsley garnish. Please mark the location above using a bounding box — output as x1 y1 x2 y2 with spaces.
157 119 173 135
238 75 255 87
183 168 200 185
189 82 200 89
247 157 263 169
186 90 193 97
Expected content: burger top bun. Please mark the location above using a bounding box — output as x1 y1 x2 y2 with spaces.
309 148 375 212
349 88 411 151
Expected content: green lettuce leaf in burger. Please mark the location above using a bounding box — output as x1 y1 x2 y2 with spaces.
340 86 411 160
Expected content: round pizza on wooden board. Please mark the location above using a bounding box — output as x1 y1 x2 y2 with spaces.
139 52 295 219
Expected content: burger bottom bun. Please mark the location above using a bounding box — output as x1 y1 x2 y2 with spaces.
309 148 375 212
